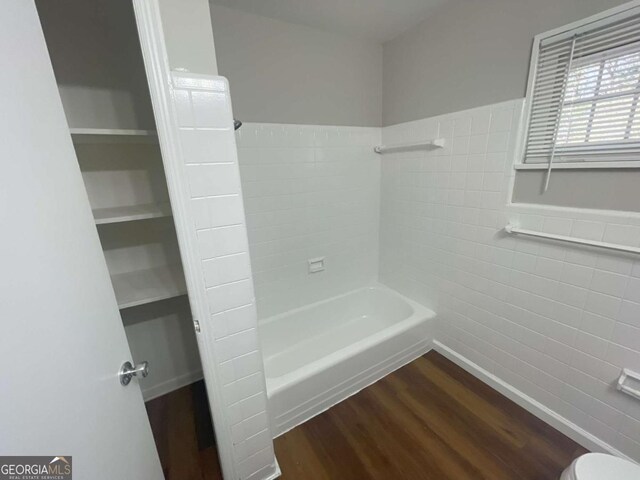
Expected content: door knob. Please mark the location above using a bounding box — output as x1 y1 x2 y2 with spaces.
119 361 149 386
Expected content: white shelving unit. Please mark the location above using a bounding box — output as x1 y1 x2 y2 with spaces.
70 128 157 144
93 203 172 225
38 0 200 405
110 264 187 309
70 129 187 311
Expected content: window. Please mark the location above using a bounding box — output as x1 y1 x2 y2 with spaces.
557 46 640 150
522 5 640 168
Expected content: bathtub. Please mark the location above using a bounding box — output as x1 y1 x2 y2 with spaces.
258 284 435 436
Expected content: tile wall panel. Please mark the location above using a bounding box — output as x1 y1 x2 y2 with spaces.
171 73 276 479
173 71 640 467
380 99 640 460
235 123 381 319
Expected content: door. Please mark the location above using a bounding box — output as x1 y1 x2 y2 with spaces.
0 2 163 478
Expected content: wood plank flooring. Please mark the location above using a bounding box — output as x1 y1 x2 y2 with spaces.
146 381 223 480
275 352 587 479
146 352 587 480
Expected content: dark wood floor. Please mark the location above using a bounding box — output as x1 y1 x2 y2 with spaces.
146 381 223 480
146 352 587 480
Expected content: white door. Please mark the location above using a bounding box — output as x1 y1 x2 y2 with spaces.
0 2 163 478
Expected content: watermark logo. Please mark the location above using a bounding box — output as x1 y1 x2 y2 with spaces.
0 456 72 479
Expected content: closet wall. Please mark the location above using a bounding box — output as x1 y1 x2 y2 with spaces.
37 0 154 130
37 0 202 400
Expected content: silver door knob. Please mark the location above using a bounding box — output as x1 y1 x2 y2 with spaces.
119 361 149 386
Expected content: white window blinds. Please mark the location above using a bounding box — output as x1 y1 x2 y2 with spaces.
524 10 640 168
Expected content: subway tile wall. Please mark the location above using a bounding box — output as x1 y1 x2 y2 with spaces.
172 73 276 480
235 124 381 319
380 99 640 460
173 72 640 467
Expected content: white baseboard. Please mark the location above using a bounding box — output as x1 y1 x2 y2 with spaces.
142 370 204 402
265 459 281 480
247 458 281 480
432 340 632 462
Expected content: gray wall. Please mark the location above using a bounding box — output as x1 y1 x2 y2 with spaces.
209 4 382 127
513 169 640 212
382 0 629 126
158 0 218 75
36 0 155 129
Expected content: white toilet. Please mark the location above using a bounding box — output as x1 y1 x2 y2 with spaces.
560 453 640 480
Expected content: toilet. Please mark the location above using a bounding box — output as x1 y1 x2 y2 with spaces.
560 453 640 480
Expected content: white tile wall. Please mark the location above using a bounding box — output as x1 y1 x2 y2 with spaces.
380 99 640 460
171 73 277 480
172 72 640 467
235 123 381 319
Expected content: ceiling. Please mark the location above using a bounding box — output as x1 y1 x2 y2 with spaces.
209 0 450 43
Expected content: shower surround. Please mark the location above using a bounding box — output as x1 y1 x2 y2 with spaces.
234 102 640 461
235 123 381 319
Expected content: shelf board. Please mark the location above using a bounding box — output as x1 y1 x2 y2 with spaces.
374 139 445 154
93 203 172 225
69 128 158 144
111 264 187 309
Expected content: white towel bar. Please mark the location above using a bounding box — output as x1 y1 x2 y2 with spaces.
504 224 640 255
374 139 445 154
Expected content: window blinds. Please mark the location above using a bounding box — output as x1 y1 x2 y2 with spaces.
524 11 640 169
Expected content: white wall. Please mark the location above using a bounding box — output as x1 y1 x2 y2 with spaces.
235 123 381 319
122 297 202 400
209 4 382 127
380 99 640 460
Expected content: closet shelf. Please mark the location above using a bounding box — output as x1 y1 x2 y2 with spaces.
70 128 158 144
111 264 187 309
93 203 172 225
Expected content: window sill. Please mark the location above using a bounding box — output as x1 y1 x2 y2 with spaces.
514 161 640 170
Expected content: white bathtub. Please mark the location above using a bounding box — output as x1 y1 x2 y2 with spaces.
258 284 435 436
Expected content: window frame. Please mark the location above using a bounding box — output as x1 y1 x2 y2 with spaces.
515 0 640 171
